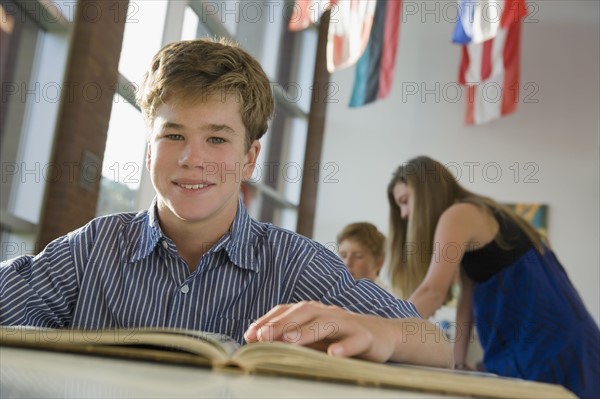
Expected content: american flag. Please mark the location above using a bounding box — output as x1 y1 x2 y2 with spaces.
455 0 528 125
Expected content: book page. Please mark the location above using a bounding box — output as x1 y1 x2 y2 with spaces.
0 326 240 365
229 342 576 399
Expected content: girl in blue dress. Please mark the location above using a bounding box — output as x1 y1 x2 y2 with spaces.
387 156 599 399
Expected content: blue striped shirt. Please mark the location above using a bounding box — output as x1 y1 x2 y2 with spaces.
0 199 419 344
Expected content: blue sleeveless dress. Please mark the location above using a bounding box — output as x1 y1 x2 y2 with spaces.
461 212 600 399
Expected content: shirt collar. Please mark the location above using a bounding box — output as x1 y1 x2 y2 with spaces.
214 199 259 272
129 197 165 263
129 198 259 272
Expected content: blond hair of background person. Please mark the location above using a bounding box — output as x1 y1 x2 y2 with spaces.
336 222 393 293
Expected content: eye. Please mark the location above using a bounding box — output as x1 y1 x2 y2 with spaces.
165 134 184 141
208 137 226 144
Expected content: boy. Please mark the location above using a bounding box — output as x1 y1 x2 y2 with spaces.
337 222 394 293
0 39 452 367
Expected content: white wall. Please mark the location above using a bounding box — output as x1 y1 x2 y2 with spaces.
313 1 599 324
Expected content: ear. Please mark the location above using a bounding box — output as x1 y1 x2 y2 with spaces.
145 142 152 172
242 140 261 181
375 256 385 274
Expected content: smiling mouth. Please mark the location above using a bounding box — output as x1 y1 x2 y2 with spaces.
177 183 209 190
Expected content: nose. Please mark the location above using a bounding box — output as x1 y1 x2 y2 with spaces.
179 140 205 168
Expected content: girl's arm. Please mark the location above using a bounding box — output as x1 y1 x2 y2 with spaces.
453 270 474 369
408 203 493 319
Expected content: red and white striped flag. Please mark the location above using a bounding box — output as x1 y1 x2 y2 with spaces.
288 0 377 73
326 0 376 72
456 0 528 125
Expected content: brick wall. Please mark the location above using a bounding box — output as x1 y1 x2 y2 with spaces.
37 0 129 248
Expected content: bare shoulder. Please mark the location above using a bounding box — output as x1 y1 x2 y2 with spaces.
440 203 487 223
438 203 498 248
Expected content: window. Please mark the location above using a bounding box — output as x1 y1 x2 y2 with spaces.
0 0 71 260
96 94 146 216
97 1 168 216
117 1 168 87
1 0 42 215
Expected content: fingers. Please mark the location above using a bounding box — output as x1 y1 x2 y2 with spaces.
327 332 370 358
245 301 339 344
327 321 392 362
244 304 292 342
244 302 395 363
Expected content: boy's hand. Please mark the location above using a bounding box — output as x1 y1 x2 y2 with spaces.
244 301 397 362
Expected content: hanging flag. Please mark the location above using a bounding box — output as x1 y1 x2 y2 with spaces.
457 0 527 125
349 0 402 107
288 0 377 72
288 0 331 32
326 0 377 72
453 0 527 45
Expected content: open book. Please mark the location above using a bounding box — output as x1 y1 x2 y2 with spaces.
0 326 575 399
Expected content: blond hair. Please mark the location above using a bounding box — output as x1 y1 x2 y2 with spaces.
337 222 386 259
137 38 274 150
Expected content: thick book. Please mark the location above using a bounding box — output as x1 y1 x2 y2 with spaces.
0 326 575 399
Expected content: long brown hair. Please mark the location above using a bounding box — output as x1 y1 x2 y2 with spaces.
387 156 547 299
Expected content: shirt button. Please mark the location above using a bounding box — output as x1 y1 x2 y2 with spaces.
161 240 168 249
180 285 189 294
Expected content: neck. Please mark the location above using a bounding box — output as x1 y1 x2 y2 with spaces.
158 207 238 272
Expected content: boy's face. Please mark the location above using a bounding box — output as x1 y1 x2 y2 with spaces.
338 239 383 281
146 97 260 230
